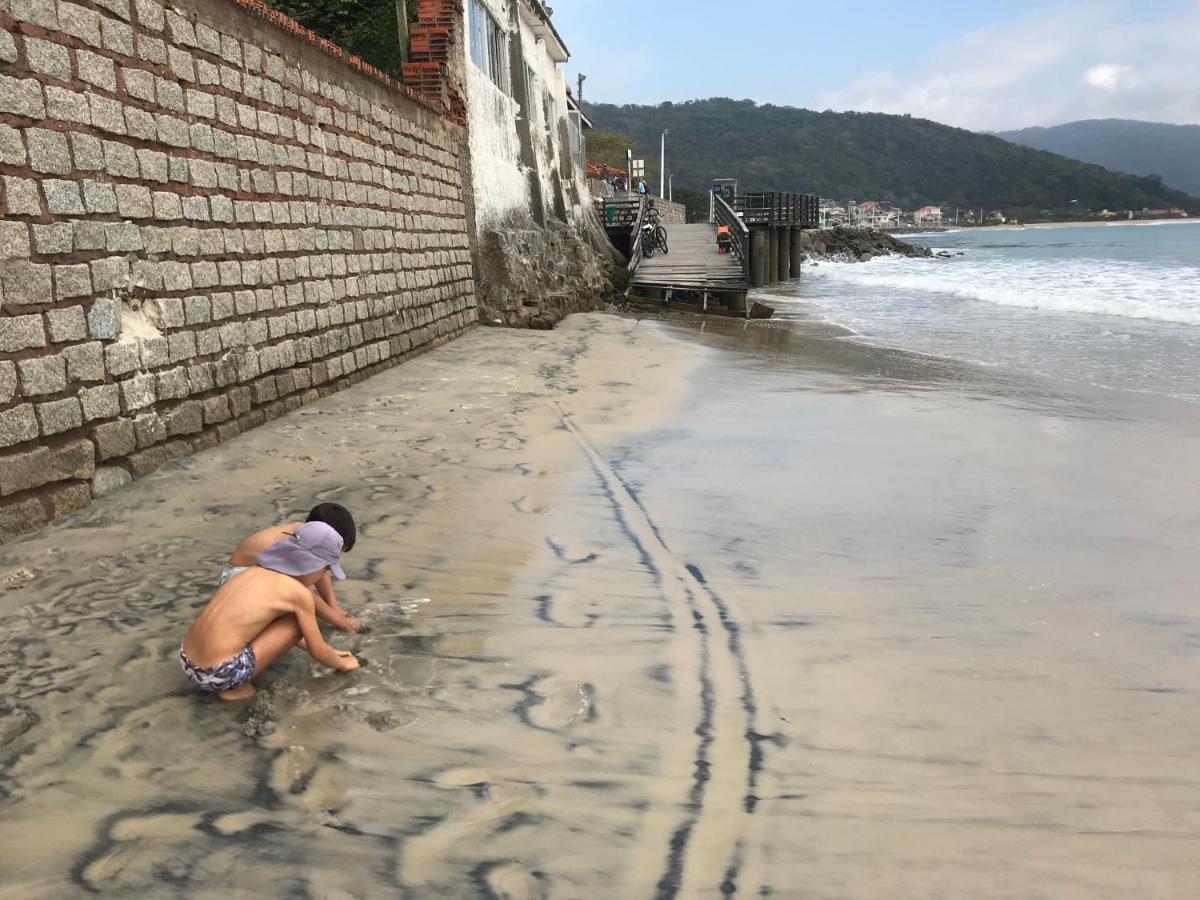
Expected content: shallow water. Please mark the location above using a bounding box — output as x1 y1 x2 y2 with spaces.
2 312 1200 897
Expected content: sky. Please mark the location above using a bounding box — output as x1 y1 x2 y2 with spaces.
553 0 1200 131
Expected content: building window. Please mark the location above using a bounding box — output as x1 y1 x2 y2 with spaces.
468 0 509 93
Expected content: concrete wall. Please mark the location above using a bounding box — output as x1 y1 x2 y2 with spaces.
0 0 476 543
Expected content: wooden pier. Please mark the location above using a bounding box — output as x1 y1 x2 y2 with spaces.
597 188 819 317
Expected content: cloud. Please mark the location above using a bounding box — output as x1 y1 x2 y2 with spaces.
1083 63 1134 91
815 2 1200 130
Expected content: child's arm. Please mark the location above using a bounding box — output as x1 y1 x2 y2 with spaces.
292 590 359 671
314 570 360 632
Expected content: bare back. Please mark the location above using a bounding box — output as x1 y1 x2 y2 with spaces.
183 568 309 666
229 522 301 567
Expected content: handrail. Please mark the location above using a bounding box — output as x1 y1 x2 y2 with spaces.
626 195 649 275
714 192 749 283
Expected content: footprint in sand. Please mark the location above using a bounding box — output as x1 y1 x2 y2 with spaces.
545 536 598 565
512 496 548 514
515 463 548 478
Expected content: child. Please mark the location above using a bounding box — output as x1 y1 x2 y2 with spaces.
181 521 361 701
224 503 360 633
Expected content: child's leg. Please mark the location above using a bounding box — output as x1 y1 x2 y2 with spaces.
217 614 302 701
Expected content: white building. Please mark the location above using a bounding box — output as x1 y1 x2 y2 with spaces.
462 0 591 231
914 205 944 226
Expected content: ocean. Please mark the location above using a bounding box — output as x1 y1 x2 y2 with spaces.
765 220 1200 403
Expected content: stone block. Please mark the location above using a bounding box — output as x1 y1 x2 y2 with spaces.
76 49 117 91
137 148 168 182
2 179 39 223
144 297 184 329
93 418 136 459
0 361 13 405
106 222 143 253
0 221 30 258
182 196 209 221
133 410 164 448
122 66 155 102
182 295 211 325
0 314 46 355
57 2 102 46
155 365 189 400
127 445 166 478
151 190 182 219
163 400 202 436
124 106 157 142
186 362 213 393
89 95 126 134
92 466 132 497
17 354 66 396
157 114 189 150
201 395 230 425
25 128 70 174
0 404 38 449
119 372 156 413
103 139 138 178
44 307 87 344
32 222 72 255
101 17 134 55
73 221 106 252
83 180 118 215
133 0 164 30
88 298 121 340
1 261 52 306
64 341 105 382
0 438 93 496
46 482 92 519
0 497 47 542
139 336 168 369
167 330 196 362
0 75 45 118
136 34 167 65
44 86 91 125
91 257 130 293
54 263 93 300
227 385 252 417
115 183 152 218
160 261 192 292
24 37 70 81
37 397 83 435
79 383 119 421
42 179 85 215
0 125 24 166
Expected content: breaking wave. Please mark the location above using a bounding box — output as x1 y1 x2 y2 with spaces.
808 255 1200 326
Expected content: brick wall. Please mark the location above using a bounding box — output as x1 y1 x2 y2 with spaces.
0 0 477 543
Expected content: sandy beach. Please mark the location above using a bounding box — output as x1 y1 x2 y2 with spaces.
2 311 1200 898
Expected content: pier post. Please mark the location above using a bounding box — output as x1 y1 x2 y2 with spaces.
767 227 778 285
777 226 791 281
789 227 804 278
750 228 768 288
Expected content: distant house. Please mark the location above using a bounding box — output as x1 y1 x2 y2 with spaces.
959 209 977 224
987 210 1006 224
819 199 847 228
914 205 943 226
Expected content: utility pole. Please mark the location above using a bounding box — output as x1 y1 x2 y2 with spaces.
576 73 586 112
395 0 409 63
660 129 668 199
669 174 673 203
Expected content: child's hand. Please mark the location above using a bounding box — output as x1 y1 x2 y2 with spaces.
333 651 360 671
339 615 362 633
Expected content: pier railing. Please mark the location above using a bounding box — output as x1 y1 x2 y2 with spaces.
735 192 820 228
713 192 749 283
625 195 649 274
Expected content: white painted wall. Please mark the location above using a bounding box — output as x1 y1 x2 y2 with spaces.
463 0 592 232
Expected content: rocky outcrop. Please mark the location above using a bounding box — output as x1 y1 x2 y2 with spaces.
473 216 623 330
798 227 933 262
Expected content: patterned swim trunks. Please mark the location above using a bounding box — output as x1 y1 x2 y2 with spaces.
179 644 257 693
218 565 248 586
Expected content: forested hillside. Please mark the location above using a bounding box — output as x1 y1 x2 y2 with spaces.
997 119 1200 197
588 99 1197 216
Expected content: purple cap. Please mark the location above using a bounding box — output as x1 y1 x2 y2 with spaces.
257 521 346 580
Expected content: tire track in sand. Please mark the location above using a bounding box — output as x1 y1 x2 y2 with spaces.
550 400 761 898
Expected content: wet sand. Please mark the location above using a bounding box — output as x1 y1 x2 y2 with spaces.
2 312 1200 897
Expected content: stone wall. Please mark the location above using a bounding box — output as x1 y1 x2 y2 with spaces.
0 0 476 543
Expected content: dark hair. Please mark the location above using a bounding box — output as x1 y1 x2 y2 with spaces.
307 503 356 552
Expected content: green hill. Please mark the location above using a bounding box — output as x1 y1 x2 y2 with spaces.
997 119 1200 197
587 99 1198 217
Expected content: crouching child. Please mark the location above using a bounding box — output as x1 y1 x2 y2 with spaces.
180 521 360 701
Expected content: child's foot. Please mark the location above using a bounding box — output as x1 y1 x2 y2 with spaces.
218 683 257 702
